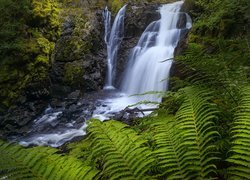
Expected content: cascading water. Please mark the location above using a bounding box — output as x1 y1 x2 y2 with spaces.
15 1 191 147
121 1 188 102
103 5 126 89
93 1 192 119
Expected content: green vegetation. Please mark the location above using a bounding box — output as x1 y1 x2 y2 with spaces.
1 86 250 179
227 86 250 179
63 62 84 85
0 0 60 108
0 0 249 179
0 140 98 179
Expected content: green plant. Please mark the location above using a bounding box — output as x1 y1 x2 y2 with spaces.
0 141 99 180
147 87 219 179
87 119 155 179
1 86 250 179
227 86 250 179
0 0 61 109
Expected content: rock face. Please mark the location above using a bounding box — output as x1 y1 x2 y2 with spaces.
50 10 106 98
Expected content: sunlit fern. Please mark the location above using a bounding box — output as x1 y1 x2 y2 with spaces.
87 119 155 180
0 141 99 180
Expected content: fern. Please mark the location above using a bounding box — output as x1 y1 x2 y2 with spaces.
175 87 220 179
150 87 220 179
151 116 187 179
0 141 99 180
227 86 250 179
138 87 220 179
87 119 155 180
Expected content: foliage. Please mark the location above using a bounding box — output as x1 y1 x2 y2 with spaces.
1 86 250 179
0 0 61 108
227 86 250 179
142 87 219 179
63 62 84 85
0 0 249 179
0 140 99 180
87 119 155 179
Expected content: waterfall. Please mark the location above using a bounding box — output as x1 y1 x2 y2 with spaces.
16 2 192 147
103 5 126 89
93 1 192 120
121 1 190 102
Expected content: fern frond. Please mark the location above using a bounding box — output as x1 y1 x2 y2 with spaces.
227 86 250 179
87 119 155 180
148 87 219 179
151 116 187 179
175 87 220 179
0 141 99 180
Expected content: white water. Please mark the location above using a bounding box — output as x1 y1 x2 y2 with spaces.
17 1 192 147
19 106 87 147
122 1 182 102
93 1 192 120
103 5 126 89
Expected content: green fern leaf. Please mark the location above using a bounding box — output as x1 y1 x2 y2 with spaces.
0 141 99 180
227 86 250 179
87 119 155 180
151 87 219 179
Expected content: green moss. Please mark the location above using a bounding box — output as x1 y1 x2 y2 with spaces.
63 63 84 85
0 0 61 109
109 0 123 13
35 55 49 65
37 37 54 54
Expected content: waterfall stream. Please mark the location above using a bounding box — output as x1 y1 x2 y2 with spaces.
93 1 192 119
122 2 183 102
103 5 126 89
16 1 191 147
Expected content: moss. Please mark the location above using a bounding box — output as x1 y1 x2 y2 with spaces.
35 55 49 65
63 63 84 85
37 37 54 54
0 0 61 109
109 0 123 13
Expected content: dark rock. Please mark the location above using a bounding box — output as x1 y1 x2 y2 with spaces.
68 104 78 112
28 103 36 112
17 117 32 126
112 107 144 125
17 96 27 105
0 100 48 137
25 81 50 100
67 90 81 99
51 99 66 108
169 8 192 91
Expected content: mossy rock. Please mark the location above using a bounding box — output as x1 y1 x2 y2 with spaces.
63 62 84 86
55 36 90 62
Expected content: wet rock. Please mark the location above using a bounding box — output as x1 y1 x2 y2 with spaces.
51 99 66 108
67 90 81 99
17 117 32 127
28 103 36 112
0 100 48 137
113 107 144 125
17 96 27 105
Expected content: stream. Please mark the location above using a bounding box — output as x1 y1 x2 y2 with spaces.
15 1 191 147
